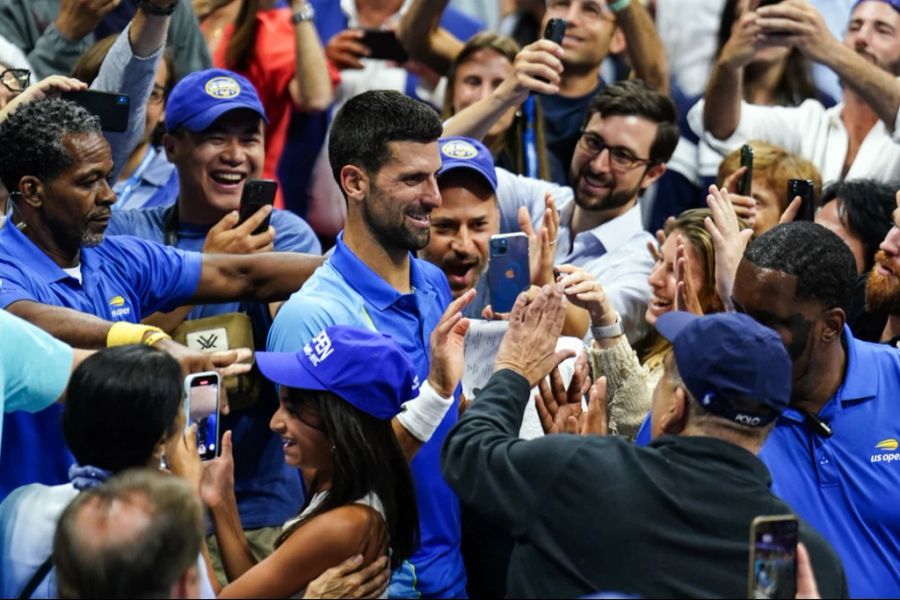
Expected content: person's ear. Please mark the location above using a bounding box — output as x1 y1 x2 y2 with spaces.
18 176 43 208
340 165 368 206
162 132 178 163
608 26 626 56
659 385 689 435
640 162 667 191
170 563 200 599
820 307 846 344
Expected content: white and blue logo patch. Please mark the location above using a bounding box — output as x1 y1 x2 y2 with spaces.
204 76 241 100
441 140 479 160
304 330 335 367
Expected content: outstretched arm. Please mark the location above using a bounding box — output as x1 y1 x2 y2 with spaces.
192 252 324 304
397 0 464 75
615 0 669 94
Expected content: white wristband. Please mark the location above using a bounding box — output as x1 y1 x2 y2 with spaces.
396 379 454 443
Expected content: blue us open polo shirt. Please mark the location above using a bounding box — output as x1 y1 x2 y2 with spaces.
760 327 900 598
0 221 201 498
268 232 467 598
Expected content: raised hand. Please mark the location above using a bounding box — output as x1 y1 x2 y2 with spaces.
674 235 704 315
501 38 564 103
494 285 574 387
200 430 235 509
555 263 617 327
722 166 757 229
326 29 371 70
521 191 560 287
427 288 476 397
56 0 122 41
535 352 589 434
704 184 754 312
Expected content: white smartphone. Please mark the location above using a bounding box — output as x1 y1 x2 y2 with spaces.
183 371 221 461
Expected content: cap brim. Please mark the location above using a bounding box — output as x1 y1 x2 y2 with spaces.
655 311 702 343
438 162 498 193
255 351 328 391
169 102 268 133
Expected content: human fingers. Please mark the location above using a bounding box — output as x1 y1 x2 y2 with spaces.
780 196 802 224
535 379 557 433
721 166 747 193
583 377 608 436
795 542 821 599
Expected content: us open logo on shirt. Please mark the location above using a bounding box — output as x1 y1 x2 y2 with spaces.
870 438 900 464
205 76 241 99
304 331 334 367
108 295 131 319
441 140 479 160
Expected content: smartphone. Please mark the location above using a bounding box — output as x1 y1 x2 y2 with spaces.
238 179 277 235
61 90 129 133
748 515 798 600
757 0 784 7
739 144 754 197
184 372 221 461
488 232 530 314
544 18 567 45
787 179 816 222
359 29 409 63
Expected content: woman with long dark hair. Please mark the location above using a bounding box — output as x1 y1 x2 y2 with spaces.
194 325 425 598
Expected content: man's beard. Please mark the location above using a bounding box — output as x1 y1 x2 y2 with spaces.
81 232 104 247
865 251 900 315
573 170 641 213
363 185 431 252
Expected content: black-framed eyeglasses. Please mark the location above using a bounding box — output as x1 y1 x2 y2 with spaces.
577 129 655 171
1 68 30 93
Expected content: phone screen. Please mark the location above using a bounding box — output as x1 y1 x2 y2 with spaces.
749 516 798 599
186 373 220 461
359 29 408 62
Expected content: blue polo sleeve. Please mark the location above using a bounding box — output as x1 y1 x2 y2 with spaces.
0 258 40 309
102 235 202 315
1 310 72 414
267 293 338 353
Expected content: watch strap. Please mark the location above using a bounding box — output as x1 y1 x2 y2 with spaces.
291 3 316 23
591 316 625 340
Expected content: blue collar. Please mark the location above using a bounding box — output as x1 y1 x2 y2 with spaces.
0 219 75 284
139 146 175 187
330 232 431 312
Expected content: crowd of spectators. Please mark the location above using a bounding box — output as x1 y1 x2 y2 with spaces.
0 0 899 598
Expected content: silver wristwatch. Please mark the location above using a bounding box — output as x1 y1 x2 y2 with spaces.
291 3 316 24
591 315 625 340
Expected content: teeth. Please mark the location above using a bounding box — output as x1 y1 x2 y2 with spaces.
213 172 242 182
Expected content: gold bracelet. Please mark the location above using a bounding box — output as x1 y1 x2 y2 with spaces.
106 322 169 347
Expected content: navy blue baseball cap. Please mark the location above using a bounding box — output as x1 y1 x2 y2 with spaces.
438 136 498 192
165 68 268 133
852 0 900 12
255 326 419 421
656 312 792 427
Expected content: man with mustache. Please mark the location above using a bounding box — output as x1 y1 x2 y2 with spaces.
693 0 900 184
854 190 900 344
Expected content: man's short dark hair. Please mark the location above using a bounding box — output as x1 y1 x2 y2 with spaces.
820 179 898 272
583 79 679 163
62 345 183 472
328 90 443 185
0 99 101 190
743 222 857 313
53 469 203 599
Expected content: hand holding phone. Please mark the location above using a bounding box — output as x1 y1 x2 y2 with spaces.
61 90 130 132
238 179 277 236
489 233 531 314
544 18 566 45
184 372 221 461
787 179 815 222
748 514 798 599
358 29 408 63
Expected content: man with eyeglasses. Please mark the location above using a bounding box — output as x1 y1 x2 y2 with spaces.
0 67 29 108
491 79 679 343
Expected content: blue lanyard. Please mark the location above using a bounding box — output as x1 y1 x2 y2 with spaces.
523 96 538 179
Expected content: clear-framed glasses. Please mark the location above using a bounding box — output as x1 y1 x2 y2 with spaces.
1 68 30 93
577 129 655 171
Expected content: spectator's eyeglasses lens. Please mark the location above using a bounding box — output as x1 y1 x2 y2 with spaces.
1 69 30 92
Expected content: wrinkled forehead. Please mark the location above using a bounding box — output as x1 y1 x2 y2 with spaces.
849 0 900 27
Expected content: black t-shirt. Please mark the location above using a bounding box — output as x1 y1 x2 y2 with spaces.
540 80 605 185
